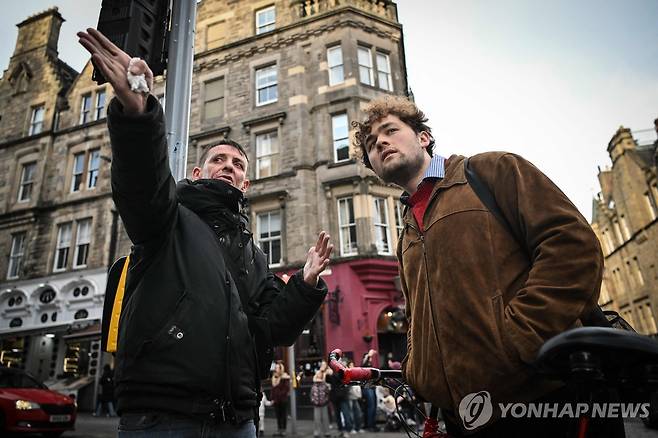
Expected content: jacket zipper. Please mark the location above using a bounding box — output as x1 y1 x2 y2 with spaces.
407 219 454 404
224 276 232 404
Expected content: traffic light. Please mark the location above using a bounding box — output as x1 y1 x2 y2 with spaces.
93 0 170 84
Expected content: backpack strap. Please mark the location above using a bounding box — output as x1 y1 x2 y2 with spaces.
464 157 613 329
464 157 522 252
102 255 130 353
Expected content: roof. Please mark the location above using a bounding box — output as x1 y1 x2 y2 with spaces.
17 7 63 28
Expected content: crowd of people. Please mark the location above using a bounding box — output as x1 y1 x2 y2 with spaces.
260 350 411 438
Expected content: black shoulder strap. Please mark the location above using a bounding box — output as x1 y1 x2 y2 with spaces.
464 157 613 329
464 157 523 252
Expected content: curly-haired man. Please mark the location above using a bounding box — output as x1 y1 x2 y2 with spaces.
352 96 623 438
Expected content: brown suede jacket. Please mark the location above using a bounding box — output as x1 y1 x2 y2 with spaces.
399 152 603 413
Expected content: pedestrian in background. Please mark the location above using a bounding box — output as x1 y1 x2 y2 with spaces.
346 361 364 433
93 364 117 417
328 363 352 437
360 350 378 431
258 392 273 437
271 362 291 436
311 360 332 437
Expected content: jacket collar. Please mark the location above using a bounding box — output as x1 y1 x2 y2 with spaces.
177 178 247 219
401 154 467 227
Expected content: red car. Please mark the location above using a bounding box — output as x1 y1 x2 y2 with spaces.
0 367 76 437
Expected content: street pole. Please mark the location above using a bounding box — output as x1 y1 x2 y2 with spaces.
288 345 298 436
165 0 197 180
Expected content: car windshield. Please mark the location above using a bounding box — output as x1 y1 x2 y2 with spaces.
0 371 44 389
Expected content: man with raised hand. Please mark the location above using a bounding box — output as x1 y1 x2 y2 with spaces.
78 28 333 437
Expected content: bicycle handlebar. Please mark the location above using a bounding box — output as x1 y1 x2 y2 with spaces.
329 349 401 384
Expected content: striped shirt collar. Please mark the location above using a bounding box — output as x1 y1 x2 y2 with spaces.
400 154 447 206
421 154 447 180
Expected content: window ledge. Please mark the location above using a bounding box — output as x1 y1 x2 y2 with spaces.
327 159 356 169
242 111 287 132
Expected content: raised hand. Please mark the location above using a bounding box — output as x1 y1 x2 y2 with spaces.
77 28 153 115
303 231 334 287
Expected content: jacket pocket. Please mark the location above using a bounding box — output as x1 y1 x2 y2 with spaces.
491 293 519 363
136 290 189 358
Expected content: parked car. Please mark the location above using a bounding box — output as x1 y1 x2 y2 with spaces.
0 367 76 437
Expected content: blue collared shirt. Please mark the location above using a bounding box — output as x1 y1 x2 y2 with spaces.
400 154 447 206
421 154 447 182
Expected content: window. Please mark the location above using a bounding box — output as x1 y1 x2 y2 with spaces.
54 223 72 271
257 211 282 266
203 77 225 120
71 149 100 192
255 65 277 105
17 162 36 202
602 228 615 254
642 303 657 334
73 219 91 268
395 201 404 237
633 257 644 287
338 197 357 256
256 6 276 35
332 114 349 162
373 197 391 254
207 22 222 50
612 219 623 244
87 149 100 189
376 52 393 91
357 46 373 86
7 233 26 279
95 90 106 120
644 191 657 221
71 153 85 192
256 131 279 178
619 215 631 241
80 93 92 124
327 46 344 85
29 105 44 135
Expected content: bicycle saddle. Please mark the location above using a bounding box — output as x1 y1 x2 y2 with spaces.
536 327 658 381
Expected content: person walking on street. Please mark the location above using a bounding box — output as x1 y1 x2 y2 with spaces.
311 361 332 438
346 361 364 433
360 350 378 432
271 362 291 436
77 28 333 438
258 392 272 437
328 364 353 437
94 364 117 417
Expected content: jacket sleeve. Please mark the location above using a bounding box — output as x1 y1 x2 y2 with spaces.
255 270 328 346
107 95 177 245
472 152 603 364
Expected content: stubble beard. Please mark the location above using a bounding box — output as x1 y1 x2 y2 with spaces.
379 153 425 189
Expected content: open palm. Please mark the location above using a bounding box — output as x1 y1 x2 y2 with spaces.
77 28 153 115
303 231 334 287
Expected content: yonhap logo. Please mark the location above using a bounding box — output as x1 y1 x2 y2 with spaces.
459 391 493 430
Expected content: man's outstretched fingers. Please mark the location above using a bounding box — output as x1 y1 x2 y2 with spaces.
88 28 121 57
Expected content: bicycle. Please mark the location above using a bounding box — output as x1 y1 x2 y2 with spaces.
329 326 658 438
328 349 447 438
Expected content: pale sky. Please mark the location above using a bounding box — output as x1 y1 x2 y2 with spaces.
1 1 657 219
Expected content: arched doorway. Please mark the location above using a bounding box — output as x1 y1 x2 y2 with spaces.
376 306 407 365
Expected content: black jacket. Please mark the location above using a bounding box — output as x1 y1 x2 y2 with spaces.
107 96 327 421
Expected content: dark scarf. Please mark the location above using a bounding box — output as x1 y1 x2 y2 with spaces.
176 178 248 222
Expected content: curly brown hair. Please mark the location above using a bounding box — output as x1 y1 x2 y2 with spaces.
351 96 434 169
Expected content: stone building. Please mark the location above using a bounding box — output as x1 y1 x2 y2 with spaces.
0 0 409 408
592 119 658 336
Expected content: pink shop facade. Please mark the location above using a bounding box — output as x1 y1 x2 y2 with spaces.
276 257 407 377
